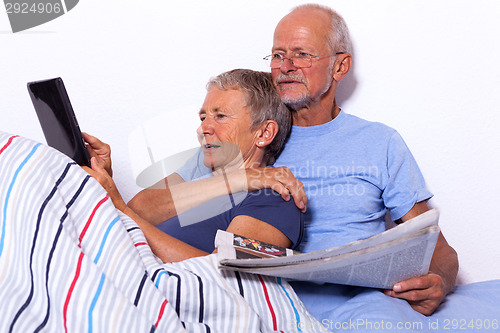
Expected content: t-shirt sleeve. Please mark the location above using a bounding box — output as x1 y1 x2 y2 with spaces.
383 131 433 221
230 189 304 250
175 147 212 181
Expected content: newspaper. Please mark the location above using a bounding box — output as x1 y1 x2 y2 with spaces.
215 209 441 289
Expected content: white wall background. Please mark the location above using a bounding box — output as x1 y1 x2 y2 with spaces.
1 0 499 284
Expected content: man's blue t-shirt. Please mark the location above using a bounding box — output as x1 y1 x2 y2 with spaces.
273 111 433 252
156 188 303 253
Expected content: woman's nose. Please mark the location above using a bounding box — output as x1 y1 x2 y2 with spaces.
198 118 214 136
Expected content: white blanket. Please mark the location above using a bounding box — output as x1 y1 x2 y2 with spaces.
0 132 326 332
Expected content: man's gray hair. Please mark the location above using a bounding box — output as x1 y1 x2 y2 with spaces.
207 69 291 165
292 4 353 54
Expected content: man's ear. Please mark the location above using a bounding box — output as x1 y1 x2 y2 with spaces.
256 120 279 147
333 53 352 82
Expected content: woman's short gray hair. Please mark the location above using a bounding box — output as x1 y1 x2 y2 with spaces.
207 69 291 165
292 3 353 54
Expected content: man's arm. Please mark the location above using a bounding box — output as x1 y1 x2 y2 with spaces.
384 201 459 315
128 166 307 224
128 172 235 225
83 134 307 224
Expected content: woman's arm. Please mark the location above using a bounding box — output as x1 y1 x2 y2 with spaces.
84 157 208 262
226 215 292 249
84 157 293 262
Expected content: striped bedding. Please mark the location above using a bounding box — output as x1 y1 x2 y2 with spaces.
0 131 326 332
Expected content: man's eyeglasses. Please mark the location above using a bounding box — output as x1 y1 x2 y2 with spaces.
263 52 346 69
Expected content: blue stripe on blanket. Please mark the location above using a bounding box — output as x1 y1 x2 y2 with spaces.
94 216 120 264
0 142 41 257
88 273 106 332
278 276 302 332
19 163 90 332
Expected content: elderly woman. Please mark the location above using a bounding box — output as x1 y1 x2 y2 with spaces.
0 73 321 330
85 69 303 263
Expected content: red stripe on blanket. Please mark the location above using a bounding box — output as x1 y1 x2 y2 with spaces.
79 194 109 245
0 135 19 156
63 195 109 331
154 299 169 328
258 274 278 331
63 252 85 333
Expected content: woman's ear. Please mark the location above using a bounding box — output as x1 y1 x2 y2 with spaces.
256 120 279 147
333 53 352 82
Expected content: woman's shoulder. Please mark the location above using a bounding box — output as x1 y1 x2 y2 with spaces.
234 189 303 250
243 189 297 208
236 189 302 225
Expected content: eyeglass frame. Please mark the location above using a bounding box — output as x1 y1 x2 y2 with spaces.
263 52 346 69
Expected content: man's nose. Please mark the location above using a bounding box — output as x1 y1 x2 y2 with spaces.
280 57 298 73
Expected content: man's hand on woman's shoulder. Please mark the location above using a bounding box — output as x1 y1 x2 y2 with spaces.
245 166 307 212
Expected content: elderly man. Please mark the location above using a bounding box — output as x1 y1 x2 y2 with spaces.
128 3 460 323
267 4 458 316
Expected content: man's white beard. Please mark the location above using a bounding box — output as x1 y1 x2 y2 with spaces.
282 94 313 111
282 78 333 111
278 62 335 111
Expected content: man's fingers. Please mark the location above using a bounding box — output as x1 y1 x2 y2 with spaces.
385 287 441 316
272 167 307 211
283 181 306 212
384 274 445 315
245 166 308 212
385 287 428 302
393 274 442 293
289 190 305 212
271 172 306 211
276 184 291 202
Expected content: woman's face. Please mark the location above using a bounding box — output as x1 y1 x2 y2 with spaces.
197 88 259 171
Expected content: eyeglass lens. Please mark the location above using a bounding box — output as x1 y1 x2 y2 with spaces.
269 56 311 68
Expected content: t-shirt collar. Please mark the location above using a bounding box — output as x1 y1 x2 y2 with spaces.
288 109 347 138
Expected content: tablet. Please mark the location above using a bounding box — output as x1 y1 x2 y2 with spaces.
27 77 91 167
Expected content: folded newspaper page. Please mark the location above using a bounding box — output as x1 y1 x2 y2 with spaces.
215 209 441 289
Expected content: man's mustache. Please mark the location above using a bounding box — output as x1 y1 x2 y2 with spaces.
275 74 307 87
